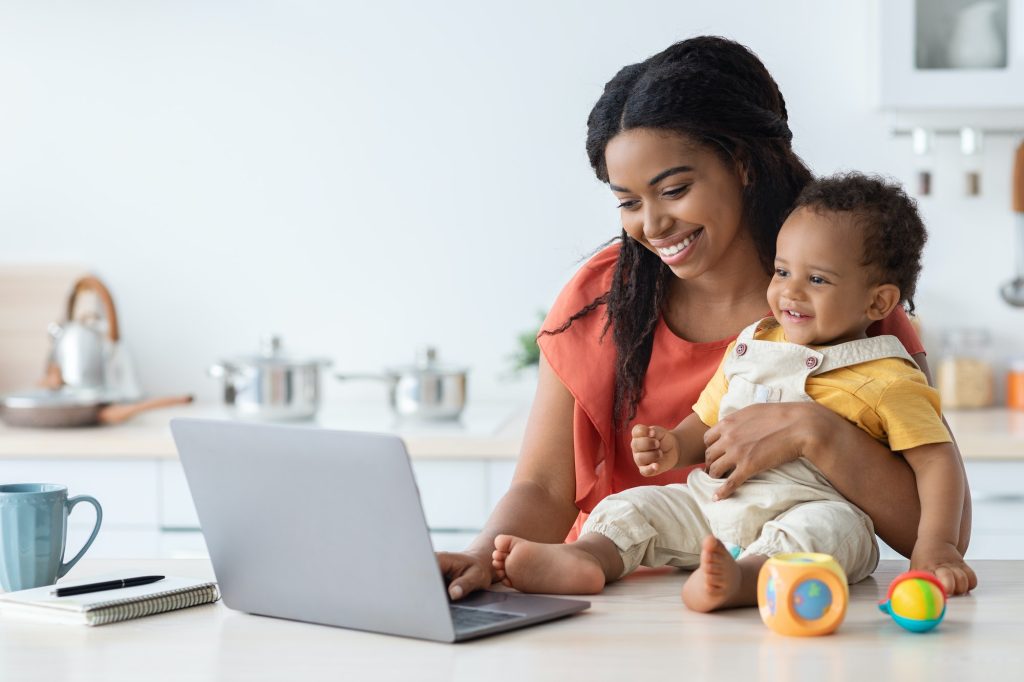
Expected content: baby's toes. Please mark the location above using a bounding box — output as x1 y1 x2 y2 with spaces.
933 566 955 595
952 567 971 595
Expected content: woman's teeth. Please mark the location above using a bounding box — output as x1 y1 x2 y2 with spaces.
657 230 701 257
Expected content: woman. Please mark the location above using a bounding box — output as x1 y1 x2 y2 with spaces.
440 36 972 601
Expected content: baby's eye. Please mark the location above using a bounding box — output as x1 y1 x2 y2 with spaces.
774 268 789 278
809 275 828 285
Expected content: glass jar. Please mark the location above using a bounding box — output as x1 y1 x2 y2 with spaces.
936 329 994 409
1007 359 1024 411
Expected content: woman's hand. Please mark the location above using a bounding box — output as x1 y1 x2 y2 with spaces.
703 402 829 500
437 550 495 601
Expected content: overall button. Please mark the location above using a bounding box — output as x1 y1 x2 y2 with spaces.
805 356 819 369
736 343 748 356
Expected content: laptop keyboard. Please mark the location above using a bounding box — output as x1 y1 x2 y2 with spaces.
450 605 523 632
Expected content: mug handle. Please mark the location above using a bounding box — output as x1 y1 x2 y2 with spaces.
58 495 104 579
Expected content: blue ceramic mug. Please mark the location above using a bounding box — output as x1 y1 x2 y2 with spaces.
0 484 103 592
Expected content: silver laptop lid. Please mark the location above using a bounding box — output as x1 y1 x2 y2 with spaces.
170 418 456 641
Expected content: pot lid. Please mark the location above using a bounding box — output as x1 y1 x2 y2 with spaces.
2 387 108 409
386 347 468 376
223 336 332 368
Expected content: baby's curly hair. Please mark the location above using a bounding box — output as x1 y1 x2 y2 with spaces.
792 172 927 314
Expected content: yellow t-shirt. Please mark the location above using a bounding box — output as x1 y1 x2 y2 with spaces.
692 324 951 452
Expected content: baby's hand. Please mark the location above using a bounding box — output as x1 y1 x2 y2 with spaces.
910 539 978 596
631 424 679 476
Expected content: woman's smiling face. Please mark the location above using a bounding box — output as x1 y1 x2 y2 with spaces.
604 128 749 280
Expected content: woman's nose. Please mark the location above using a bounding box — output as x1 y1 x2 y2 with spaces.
642 206 674 239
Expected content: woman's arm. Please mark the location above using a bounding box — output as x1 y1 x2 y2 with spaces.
438 353 580 599
704 400 924 556
703 352 971 559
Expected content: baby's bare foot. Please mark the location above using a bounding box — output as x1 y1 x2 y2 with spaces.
682 536 746 612
492 534 606 594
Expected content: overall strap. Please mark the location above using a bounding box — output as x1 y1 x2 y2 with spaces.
812 334 918 376
736 317 778 343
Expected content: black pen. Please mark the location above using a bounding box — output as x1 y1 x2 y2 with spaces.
52 575 165 597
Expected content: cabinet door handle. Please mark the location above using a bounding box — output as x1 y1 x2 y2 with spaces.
974 493 1024 504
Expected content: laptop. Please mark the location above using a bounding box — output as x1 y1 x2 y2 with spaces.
169 418 589 642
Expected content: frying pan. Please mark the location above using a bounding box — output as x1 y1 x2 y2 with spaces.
0 389 193 428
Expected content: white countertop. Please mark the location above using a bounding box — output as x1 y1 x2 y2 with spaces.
0 558 1020 682
0 401 528 460
1 402 1022 461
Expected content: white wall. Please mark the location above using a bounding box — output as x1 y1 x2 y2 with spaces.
1 0 1023 403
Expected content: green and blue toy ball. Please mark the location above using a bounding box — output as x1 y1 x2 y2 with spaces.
878 570 947 633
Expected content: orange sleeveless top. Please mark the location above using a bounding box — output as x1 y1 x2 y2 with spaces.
537 244 925 541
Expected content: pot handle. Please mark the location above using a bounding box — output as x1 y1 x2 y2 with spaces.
66 275 120 342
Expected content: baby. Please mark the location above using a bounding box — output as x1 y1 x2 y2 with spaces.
492 173 976 610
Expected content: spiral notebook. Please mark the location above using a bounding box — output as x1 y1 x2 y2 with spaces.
0 576 220 626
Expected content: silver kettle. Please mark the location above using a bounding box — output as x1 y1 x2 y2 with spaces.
43 276 137 399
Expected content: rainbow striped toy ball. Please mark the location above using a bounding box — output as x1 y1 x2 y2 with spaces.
878 570 947 633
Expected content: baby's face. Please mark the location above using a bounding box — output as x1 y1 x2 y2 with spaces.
768 207 880 346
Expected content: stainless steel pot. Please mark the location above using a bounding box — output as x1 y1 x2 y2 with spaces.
336 347 468 420
208 337 332 421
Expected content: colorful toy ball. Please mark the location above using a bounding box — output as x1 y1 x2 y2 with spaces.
878 570 947 633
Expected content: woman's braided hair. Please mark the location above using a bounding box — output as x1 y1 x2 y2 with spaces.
545 36 812 427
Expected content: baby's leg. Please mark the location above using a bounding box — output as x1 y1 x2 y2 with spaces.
492 533 621 594
495 484 708 594
681 536 767 612
743 500 879 584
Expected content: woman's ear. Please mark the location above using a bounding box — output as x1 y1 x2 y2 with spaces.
734 158 752 187
730 149 752 187
866 283 902 321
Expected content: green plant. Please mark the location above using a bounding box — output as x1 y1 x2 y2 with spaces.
509 310 546 373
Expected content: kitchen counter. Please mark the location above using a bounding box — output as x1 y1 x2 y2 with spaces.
0 401 529 460
943 408 1024 460
1 403 1023 461
1 558 1020 681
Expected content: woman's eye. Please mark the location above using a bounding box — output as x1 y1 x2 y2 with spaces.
616 199 640 210
663 185 689 198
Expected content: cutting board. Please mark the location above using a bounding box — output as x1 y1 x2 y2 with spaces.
0 265 90 394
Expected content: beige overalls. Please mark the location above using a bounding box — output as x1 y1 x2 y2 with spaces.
581 318 917 584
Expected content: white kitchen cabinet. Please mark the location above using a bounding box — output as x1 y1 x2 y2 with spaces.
487 460 517 511
6 455 1021 562
0 459 159 527
410 460 489 530
879 0 1024 109
158 459 199 528
964 460 1024 558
